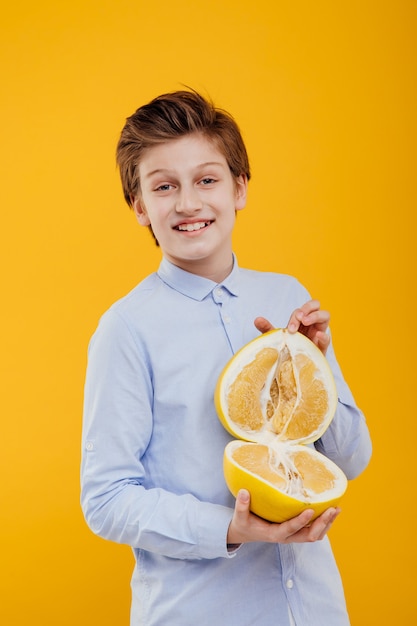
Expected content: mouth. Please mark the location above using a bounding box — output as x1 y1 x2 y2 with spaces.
174 221 213 232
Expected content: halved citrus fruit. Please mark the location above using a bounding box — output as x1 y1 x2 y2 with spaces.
215 329 347 522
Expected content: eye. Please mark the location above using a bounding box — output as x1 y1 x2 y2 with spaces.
200 178 216 186
155 183 173 192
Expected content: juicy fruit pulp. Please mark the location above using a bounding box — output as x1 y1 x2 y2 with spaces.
227 344 330 442
232 443 335 498
215 329 347 522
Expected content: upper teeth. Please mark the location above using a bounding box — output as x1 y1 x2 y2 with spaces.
178 222 208 232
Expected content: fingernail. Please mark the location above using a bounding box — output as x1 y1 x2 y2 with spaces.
238 489 250 502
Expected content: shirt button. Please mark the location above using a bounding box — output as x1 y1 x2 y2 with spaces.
286 579 294 589
85 441 94 451
216 287 223 297
223 315 231 323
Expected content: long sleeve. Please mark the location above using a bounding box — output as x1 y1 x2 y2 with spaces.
81 307 234 560
314 338 372 478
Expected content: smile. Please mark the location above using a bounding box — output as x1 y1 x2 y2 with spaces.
175 221 212 232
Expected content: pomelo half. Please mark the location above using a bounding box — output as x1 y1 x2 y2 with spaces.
215 329 347 522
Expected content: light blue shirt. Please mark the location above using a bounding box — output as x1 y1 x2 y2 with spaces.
81 256 372 626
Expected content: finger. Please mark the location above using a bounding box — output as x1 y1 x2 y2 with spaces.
286 300 319 333
254 317 275 334
227 490 252 545
313 330 331 355
306 508 340 541
234 489 251 515
301 309 330 332
272 509 315 542
287 310 304 333
274 507 340 544
299 299 321 316
298 508 340 542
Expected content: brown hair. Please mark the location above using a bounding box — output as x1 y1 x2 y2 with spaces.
116 89 251 207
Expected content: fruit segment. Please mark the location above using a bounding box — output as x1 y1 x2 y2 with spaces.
227 347 278 432
271 350 329 441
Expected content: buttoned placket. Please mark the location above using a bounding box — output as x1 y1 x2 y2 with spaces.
278 544 300 625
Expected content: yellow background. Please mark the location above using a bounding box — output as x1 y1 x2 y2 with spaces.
1 1 415 624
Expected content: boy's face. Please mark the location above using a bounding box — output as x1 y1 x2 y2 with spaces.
133 133 247 282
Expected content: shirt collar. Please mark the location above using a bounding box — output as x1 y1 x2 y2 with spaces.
157 255 240 301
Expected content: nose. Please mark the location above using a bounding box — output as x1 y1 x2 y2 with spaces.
176 184 203 214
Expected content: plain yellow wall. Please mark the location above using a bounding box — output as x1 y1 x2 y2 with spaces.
1 1 415 624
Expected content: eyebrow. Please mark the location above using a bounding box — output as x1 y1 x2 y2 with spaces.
142 161 225 179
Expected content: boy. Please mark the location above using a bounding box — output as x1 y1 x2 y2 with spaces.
81 90 372 625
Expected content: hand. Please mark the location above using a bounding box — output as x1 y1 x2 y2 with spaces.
227 489 340 545
254 299 330 355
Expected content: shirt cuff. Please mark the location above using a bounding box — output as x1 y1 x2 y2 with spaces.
196 502 235 559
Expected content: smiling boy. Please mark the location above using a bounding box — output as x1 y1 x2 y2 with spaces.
133 133 247 282
81 90 372 625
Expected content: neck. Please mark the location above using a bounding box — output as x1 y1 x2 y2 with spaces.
167 254 234 283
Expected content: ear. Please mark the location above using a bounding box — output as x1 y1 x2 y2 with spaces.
132 195 151 226
235 174 248 212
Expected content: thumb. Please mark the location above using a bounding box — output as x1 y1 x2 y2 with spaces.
235 489 251 514
228 490 251 545
254 317 275 334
